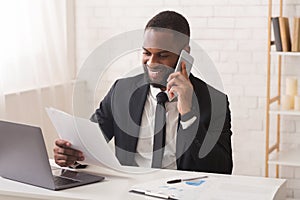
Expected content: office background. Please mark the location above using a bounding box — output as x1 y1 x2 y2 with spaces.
1 0 300 199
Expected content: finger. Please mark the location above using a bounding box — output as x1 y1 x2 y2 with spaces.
55 157 76 167
168 91 175 99
56 154 84 162
168 85 180 99
55 139 72 148
181 62 189 80
168 85 183 98
54 145 83 157
58 147 83 157
169 85 181 96
54 153 84 167
55 159 69 167
167 71 181 82
54 154 75 167
166 78 177 91
167 74 188 91
54 154 75 162
55 154 84 162
167 73 187 85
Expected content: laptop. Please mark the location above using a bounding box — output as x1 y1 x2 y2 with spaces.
0 120 104 190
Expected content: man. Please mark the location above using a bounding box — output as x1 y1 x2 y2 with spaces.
54 11 233 174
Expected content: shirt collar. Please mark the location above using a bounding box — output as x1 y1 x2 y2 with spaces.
149 85 162 100
149 85 176 103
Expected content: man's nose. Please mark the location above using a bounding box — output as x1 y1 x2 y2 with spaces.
147 55 160 67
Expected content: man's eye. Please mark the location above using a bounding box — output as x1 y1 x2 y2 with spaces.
143 52 151 56
159 54 169 58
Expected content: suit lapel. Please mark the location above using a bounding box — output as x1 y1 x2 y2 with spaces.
127 83 149 154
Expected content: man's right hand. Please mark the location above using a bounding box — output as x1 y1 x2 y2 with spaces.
53 139 85 167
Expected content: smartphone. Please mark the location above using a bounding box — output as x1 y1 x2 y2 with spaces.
167 50 194 101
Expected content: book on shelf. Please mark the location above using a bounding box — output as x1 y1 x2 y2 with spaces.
279 17 291 52
292 17 300 52
272 17 282 51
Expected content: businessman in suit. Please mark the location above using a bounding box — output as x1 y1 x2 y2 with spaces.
54 11 233 174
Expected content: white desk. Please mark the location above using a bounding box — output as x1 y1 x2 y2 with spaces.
0 162 286 200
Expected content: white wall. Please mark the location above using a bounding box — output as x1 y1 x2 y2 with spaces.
74 0 300 198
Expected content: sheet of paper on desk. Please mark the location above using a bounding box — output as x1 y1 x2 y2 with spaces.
130 176 278 200
46 107 122 170
130 177 209 200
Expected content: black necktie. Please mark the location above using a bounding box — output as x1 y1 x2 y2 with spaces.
152 92 168 168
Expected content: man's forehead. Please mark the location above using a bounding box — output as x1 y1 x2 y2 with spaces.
143 28 187 54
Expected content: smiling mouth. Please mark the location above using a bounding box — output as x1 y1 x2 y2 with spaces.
147 67 163 79
148 66 163 72
143 64 175 88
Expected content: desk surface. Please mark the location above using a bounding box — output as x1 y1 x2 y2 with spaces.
0 160 286 200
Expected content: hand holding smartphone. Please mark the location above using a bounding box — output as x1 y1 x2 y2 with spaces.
167 50 194 101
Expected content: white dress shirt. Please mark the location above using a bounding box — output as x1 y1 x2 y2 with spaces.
135 86 196 169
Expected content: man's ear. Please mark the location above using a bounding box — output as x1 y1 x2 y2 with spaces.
184 45 191 53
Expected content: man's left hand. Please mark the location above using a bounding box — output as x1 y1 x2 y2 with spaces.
167 62 193 115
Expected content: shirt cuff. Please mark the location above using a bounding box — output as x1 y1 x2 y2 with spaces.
180 116 197 130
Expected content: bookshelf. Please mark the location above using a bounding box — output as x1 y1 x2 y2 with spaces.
269 105 300 116
270 51 300 56
265 0 300 178
268 149 300 167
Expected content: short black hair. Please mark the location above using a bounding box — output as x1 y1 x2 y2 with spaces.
145 11 190 37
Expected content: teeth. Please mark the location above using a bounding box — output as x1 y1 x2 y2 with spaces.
150 69 161 72
149 70 159 73
147 66 161 73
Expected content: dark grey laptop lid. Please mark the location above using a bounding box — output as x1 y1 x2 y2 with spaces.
0 120 104 191
0 120 55 189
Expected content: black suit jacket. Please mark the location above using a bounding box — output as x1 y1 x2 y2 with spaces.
91 73 233 174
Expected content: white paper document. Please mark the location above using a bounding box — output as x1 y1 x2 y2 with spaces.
130 175 277 200
46 107 122 170
130 176 208 200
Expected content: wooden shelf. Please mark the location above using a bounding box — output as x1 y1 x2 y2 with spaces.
268 148 300 167
270 51 300 56
265 0 300 178
269 106 300 116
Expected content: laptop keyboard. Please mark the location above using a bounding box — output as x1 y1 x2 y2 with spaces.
53 176 80 186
